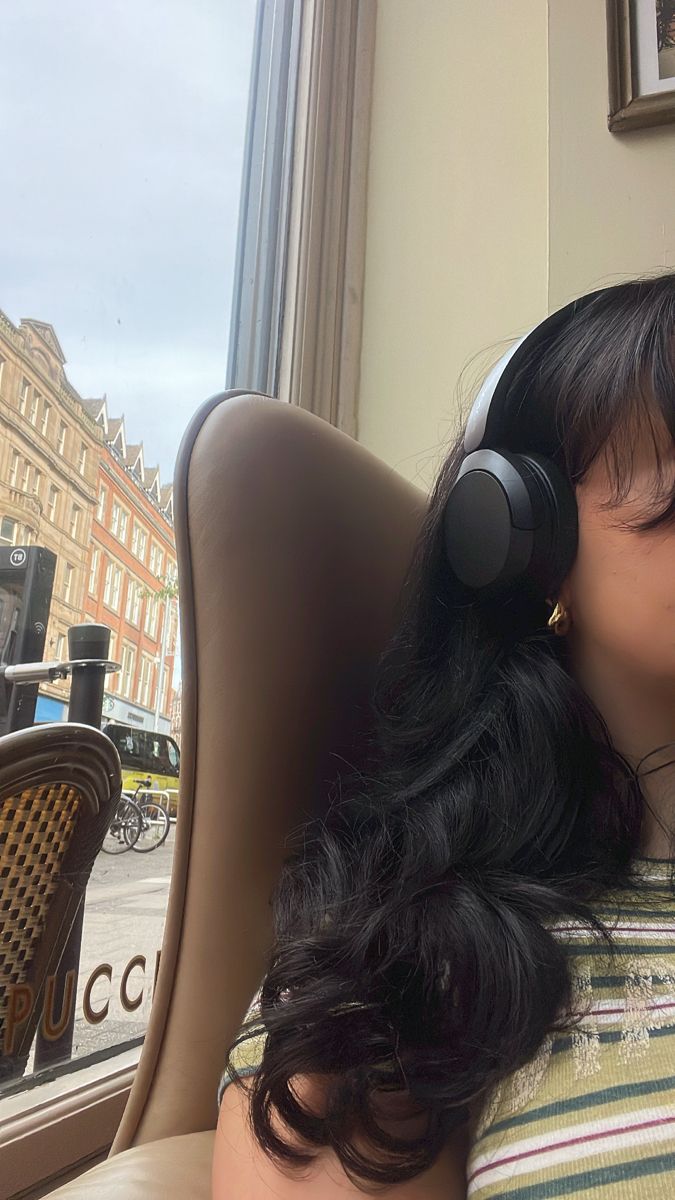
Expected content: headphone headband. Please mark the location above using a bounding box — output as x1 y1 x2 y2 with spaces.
464 289 605 456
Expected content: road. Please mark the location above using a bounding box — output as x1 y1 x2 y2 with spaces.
25 828 176 1073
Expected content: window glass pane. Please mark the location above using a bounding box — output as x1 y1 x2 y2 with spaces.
0 0 257 1108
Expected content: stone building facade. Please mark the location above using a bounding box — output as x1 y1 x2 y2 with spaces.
0 309 176 729
0 311 103 717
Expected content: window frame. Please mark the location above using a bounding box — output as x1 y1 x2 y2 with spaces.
0 1 374 1182
88 546 100 594
227 0 375 440
41 398 52 437
63 561 74 605
120 642 137 698
97 484 107 523
70 502 81 540
9 448 20 488
58 419 68 456
47 483 59 523
19 377 30 415
103 560 122 612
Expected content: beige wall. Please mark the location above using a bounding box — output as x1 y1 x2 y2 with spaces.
356 0 675 489
357 0 549 490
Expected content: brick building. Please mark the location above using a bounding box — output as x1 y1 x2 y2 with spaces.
82 399 176 733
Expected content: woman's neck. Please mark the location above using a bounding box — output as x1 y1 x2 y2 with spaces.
569 636 675 858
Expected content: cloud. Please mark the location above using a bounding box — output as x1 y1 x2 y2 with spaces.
0 0 257 477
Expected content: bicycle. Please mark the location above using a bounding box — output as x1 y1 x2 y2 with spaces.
127 776 171 853
101 793 143 854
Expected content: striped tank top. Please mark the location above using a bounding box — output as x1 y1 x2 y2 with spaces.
466 857 675 1197
218 857 675 1197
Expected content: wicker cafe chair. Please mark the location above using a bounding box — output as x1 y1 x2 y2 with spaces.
0 722 122 1082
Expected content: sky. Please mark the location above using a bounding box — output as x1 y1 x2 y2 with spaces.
0 0 257 483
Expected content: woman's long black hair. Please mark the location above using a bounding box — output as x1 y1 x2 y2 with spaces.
222 272 675 1191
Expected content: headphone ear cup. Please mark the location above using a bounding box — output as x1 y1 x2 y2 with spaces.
443 449 577 599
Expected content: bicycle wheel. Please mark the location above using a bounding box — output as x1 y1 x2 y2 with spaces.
132 800 171 852
101 797 143 854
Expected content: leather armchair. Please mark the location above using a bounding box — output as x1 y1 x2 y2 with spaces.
46 390 427 1198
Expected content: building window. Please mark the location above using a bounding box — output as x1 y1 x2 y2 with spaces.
103 561 122 611
63 562 74 605
47 484 59 523
96 485 107 522
9 449 19 488
108 632 118 693
78 442 87 476
111 500 129 543
41 399 51 437
0 517 17 545
55 632 66 660
0 356 5 391
58 420 68 455
144 593 159 639
21 460 31 492
88 547 100 594
121 643 137 699
131 521 148 561
138 654 154 708
125 578 142 626
149 542 164 577
29 390 40 426
70 503 81 540
19 378 30 415
33 468 42 499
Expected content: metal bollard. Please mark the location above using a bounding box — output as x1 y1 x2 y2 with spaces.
66 623 111 729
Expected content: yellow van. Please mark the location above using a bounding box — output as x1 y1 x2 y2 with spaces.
102 722 180 818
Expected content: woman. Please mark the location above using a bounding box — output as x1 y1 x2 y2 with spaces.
213 272 675 1198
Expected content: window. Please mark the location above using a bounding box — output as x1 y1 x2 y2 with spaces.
70 503 81 540
108 631 118 693
149 541 164 576
103 561 122 611
63 562 74 605
47 484 59 523
78 441 87 475
29 390 40 425
9 448 19 487
55 632 66 660
21 460 31 491
19 377 30 414
111 500 129 542
88 547 100 594
0 517 17 545
0 355 5 391
120 643 137 698
125 578 142 625
0 0 260 1167
41 398 51 437
131 521 147 561
33 468 42 499
138 654 154 708
144 593 159 639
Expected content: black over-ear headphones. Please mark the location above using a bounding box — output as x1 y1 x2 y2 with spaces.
443 288 606 603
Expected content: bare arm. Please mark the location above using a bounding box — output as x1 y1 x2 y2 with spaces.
212 1075 469 1200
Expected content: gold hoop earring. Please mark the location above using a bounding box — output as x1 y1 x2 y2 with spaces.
547 600 571 636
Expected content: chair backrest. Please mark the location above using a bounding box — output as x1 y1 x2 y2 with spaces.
0 723 121 1080
113 391 428 1149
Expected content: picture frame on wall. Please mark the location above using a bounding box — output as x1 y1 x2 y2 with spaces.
607 0 675 130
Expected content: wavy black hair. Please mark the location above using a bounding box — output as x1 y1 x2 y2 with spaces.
222 271 675 1192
